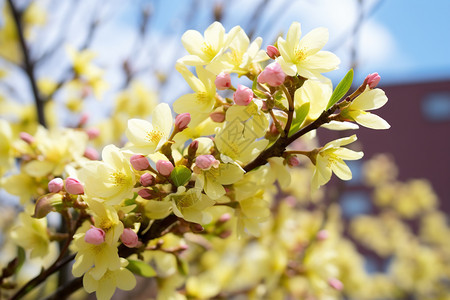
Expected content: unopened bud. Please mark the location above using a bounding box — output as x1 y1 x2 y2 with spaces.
266 45 280 59
188 140 199 159
130 154 150 171
365 72 381 89
233 84 253 106
121 228 139 248
218 213 231 223
287 155 300 167
328 278 343 291
210 110 226 123
33 193 63 218
257 62 286 87
65 177 84 195
156 160 174 176
79 113 89 126
215 72 232 90
140 173 155 187
195 155 219 170
175 113 191 131
86 128 100 140
84 147 99 160
84 225 105 245
48 178 64 193
316 229 329 241
20 132 34 144
138 188 156 199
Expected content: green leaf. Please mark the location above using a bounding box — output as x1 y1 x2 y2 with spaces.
170 166 192 187
288 102 310 136
176 257 189 276
251 76 267 99
326 69 354 110
126 259 156 277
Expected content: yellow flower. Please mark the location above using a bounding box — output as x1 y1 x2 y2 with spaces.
206 28 269 75
215 121 268 165
0 119 14 176
145 187 215 224
72 226 121 280
173 64 217 126
84 197 124 245
276 22 340 79
170 186 215 224
83 258 136 300
178 22 240 66
195 163 244 200
125 103 173 155
78 145 136 204
22 127 88 177
10 212 50 258
225 99 269 138
114 81 158 118
311 135 363 190
340 86 390 129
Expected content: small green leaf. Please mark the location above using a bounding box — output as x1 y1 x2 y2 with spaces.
170 166 192 187
326 69 354 110
288 102 310 136
251 76 267 99
126 259 156 277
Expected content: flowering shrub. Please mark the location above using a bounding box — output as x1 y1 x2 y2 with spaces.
0 10 449 300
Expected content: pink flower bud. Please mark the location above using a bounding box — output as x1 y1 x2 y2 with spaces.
140 173 155 187
20 132 34 144
233 84 253 106
138 188 154 199
121 228 139 248
48 178 64 193
84 225 105 245
210 111 226 123
175 113 191 131
328 278 343 291
130 154 150 171
188 140 199 157
266 45 280 59
215 72 231 90
287 155 300 167
218 213 231 223
316 229 329 241
195 155 220 170
86 128 100 140
365 72 381 89
257 62 286 87
79 113 89 126
156 160 174 176
65 177 84 195
84 147 99 160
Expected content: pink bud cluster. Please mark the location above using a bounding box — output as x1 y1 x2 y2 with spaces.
365 72 381 89
156 160 174 176
195 155 220 170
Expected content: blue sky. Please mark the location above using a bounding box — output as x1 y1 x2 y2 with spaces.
112 0 450 88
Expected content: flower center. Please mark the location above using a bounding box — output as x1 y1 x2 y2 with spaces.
293 47 307 63
195 92 209 103
146 129 164 144
202 43 216 60
111 171 127 186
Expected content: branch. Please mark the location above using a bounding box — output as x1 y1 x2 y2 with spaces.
7 0 46 128
43 214 179 299
243 104 337 173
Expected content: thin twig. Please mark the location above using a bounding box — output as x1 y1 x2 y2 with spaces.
7 0 46 127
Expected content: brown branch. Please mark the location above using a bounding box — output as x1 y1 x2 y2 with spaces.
243 104 337 173
7 0 46 127
43 214 179 299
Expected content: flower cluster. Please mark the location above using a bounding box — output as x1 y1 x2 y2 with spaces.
2 19 447 300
